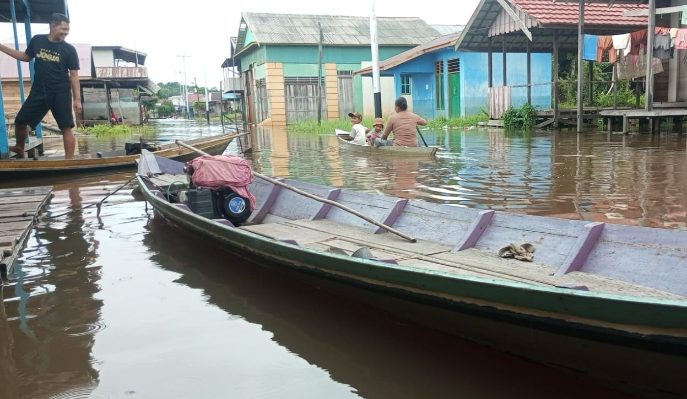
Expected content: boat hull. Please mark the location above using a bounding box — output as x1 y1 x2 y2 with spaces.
0 134 233 178
137 153 687 397
336 131 437 158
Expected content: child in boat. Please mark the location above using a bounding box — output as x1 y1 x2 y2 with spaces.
367 117 384 145
348 111 368 146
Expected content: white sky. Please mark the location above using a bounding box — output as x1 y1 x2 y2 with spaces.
2 0 481 88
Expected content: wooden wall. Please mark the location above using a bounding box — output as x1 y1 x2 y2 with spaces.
1 80 58 126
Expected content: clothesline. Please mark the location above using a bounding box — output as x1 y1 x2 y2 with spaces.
583 27 683 64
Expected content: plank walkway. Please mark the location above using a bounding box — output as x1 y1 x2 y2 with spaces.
0 186 52 281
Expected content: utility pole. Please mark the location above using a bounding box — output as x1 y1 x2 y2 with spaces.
177 55 191 119
370 0 382 118
204 70 210 125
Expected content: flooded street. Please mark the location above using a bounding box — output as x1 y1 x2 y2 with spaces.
3 119 686 398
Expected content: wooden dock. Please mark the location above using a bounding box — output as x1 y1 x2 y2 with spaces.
599 108 687 134
0 186 52 282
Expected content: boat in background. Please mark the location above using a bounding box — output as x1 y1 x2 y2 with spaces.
137 148 687 398
0 133 238 179
335 129 438 158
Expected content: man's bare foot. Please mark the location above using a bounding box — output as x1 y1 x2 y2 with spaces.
9 145 25 158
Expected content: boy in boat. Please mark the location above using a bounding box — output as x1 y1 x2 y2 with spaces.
374 97 426 147
347 111 369 146
0 13 81 159
367 117 384 145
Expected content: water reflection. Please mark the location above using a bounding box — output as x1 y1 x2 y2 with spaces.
1 184 102 398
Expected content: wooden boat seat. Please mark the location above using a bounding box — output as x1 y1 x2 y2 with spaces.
242 218 684 300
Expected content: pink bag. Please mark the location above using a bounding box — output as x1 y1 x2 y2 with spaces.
187 155 256 209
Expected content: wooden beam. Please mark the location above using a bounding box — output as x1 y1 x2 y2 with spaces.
577 0 584 133
527 40 532 104
495 0 533 41
645 0 655 112
556 222 605 276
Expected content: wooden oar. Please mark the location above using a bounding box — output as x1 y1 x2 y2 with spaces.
175 140 417 243
416 126 428 147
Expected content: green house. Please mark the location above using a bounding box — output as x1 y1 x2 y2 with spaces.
232 12 442 126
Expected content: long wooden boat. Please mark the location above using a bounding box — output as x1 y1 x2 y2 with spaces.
335 129 438 158
0 133 236 179
137 150 687 397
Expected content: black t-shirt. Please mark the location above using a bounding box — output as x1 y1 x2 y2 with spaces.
25 34 79 94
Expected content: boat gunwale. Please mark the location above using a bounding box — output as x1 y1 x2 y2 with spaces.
0 134 233 174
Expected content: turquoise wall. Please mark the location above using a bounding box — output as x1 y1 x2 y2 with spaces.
265 45 411 64
385 49 552 117
492 53 552 109
239 46 267 73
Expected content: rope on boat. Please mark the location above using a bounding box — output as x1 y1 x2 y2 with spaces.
42 175 138 220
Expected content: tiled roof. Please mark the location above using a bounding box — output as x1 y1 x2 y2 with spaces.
512 0 647 26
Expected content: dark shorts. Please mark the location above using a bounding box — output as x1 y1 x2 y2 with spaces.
15 90 74 130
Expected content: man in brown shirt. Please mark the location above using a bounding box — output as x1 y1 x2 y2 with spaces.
375 97 427 147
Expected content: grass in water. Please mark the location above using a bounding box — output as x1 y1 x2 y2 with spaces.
290 113 489 134
84 124 156 136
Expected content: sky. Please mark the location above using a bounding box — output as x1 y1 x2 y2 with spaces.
1 0 481 88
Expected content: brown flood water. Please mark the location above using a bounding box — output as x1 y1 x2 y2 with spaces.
2 120 686 398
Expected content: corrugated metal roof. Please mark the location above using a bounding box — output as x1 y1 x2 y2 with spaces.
355 33 461 76
432 25 465 36
0 0 68 23
235 12 441 56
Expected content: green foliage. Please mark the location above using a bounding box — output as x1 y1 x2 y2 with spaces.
83 124 155 136
289 112 490 134
502 103 536 130
426 111 488 129
557 58 643 108
288 119 358 133
156 82 182 99
157 100 175 117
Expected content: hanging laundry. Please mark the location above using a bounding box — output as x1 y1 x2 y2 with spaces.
654 33 672 60
596 36 617 64
583 34 598 60
671 28 678 39
629 29 648 55
612 33 631 55
676 28 687 50
682 5 687 25
617 53 664 80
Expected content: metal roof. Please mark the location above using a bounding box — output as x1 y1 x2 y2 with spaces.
355 32 461 76
456 0 648 52
92 46 147 65
0 0 68 24
235 12 441 57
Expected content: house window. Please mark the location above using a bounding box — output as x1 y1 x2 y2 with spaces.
401 75 411 95
435 61 445 110
448 58 460 74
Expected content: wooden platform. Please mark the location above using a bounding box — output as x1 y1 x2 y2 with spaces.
0 186 52 281
599 108 687 134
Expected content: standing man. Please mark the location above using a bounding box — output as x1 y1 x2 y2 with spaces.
0 13 81 159
375 97 426 147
